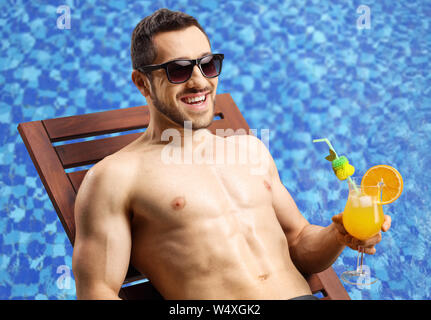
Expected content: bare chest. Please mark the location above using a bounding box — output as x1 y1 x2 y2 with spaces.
129 161 274 228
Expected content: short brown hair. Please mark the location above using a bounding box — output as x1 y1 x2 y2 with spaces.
131 8 210 74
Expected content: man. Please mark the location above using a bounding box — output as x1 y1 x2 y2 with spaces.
72 9 391 300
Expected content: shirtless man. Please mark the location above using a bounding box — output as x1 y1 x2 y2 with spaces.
72 9 391 300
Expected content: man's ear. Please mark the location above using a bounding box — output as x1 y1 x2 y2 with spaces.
131 70 151 97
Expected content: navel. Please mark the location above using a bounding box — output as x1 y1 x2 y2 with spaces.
263 180 272 191
170 196 186 210
258 273 269 281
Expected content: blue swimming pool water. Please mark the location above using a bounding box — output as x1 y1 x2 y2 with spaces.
1 0 430 299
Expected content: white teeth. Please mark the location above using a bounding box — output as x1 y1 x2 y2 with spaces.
184 95 206 104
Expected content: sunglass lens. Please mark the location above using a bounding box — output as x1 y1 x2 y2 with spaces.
167 60 193 83
201 55 222 77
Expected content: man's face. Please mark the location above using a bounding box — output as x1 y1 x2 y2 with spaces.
147 26 218 129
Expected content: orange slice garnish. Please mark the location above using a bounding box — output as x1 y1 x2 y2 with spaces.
361 165 403 205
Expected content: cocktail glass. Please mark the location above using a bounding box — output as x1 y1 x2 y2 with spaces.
341 177 384 286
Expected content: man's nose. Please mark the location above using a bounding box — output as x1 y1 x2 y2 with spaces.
185 64 207 88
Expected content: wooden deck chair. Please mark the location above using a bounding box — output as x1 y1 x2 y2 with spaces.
17 93 350 300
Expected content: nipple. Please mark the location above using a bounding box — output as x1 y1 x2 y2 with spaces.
170 196 186 210
263 180 272 191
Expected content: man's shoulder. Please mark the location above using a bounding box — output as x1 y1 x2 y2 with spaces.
83 153 138 194
225 133 269 155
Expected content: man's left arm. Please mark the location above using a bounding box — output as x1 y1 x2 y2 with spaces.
268 166 346 275
256 137 390 275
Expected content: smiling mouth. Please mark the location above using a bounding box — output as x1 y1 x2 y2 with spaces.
180 94 208 106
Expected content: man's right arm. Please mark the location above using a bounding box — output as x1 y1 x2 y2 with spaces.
72 159 132 300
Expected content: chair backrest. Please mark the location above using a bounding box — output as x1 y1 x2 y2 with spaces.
17 93 350 300
17 93 248 244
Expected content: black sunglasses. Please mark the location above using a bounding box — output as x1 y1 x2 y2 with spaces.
137 53 224 84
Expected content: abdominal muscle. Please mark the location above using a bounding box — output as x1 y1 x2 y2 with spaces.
130 205 312 300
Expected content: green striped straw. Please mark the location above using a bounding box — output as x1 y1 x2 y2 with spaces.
313 138 360 194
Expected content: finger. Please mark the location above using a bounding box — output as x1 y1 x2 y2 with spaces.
335 231 346 245
341 234 366 251
331 213 343 224
332 213 348 236
333 222 348 235
381 215 392 232
344 234 357 248
359 232 382 247
343 234 351 244
361 246 376 255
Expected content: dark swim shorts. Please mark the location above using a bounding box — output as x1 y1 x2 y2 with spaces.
289 294 319 300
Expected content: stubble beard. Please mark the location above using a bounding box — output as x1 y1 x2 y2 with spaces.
150 85 215 130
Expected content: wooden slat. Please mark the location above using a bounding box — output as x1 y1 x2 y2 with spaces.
43 106 150 142
50 94 248 169
68 170 89 193
216 93 250 132
57 118 234 169
41 93 232 143
56 132 143 169
305 273 325 294
315 267 350 300
64 118 249 192
17 121 77 244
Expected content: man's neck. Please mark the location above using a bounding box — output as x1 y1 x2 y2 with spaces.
139 113 213 149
